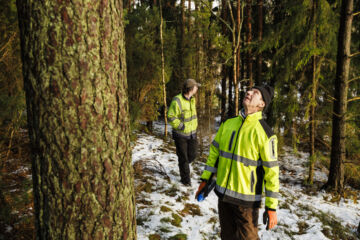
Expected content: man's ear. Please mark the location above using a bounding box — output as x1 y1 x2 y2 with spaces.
258 100 265 109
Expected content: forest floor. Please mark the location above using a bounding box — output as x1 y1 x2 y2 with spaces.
133 121 360 240
1 122 360 240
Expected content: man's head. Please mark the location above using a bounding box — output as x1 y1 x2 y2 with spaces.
242 85 274 114
182 79 201 96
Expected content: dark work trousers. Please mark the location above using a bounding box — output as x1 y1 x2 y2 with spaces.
173 134 197 184
218 199 260 240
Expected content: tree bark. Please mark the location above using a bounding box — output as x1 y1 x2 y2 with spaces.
326 0 353 193
16 0 136 239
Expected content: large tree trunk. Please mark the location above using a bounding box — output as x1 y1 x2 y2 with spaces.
326 0 353 193
16 1 136 239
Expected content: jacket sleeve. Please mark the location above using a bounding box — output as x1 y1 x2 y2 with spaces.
200 123 224 181
260 135 280 210
167 98 184 130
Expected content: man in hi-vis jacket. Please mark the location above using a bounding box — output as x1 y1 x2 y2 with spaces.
168 79 200 186
196 85 279 240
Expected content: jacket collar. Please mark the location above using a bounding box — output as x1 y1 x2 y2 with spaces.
181 93 192 101
240 109 263 122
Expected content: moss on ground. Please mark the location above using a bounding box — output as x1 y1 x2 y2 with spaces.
148 234 161 240
171 213 182 227
179 203 202 217
160 205 172 212
168 233 187 240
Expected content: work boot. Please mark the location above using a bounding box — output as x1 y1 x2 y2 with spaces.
181 180 191 187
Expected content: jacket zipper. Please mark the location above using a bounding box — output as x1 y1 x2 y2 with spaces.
250 170 255 193
228 131 236 151
224 118 244 195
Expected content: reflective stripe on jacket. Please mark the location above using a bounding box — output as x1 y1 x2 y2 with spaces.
167 93 198 138
200 111 280 210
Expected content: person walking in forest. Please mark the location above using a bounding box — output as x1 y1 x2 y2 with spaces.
196 85 279 240
168 79 201 186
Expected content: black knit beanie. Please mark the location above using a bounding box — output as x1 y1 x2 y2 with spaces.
253 85 274 112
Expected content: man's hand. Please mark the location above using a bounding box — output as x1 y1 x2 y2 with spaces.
263 208 277 230
195 181 206 199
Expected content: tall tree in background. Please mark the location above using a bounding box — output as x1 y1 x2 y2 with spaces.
16 0 136 238
229 0 244 115
307 0 319 185
160 0 168 137
326 0 354 192
255 0 263 85
245 0 253 86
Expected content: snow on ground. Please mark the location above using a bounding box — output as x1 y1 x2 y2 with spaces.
133 122 360 240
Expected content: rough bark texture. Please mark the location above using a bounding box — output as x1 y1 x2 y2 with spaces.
326 0 353 193
16 0 136 239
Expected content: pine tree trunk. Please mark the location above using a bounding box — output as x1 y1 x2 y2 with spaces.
195 0 200 84
255 0 263 85
220 0 228 122
308 55 317 185
188 0 191 31
16 1 136 239
228 67 234 117
160 0 168 137
307 0 318 185
326 0 353 193
180 0 186 78
246 0 253 87
221 67 227 123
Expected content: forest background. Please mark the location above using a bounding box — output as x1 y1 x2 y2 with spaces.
0 0 359 238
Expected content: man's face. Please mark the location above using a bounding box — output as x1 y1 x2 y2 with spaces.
191 85 198 96
242 88 265 110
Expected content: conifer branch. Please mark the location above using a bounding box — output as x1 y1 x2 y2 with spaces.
318 82 336 101
348 76 360 83
347 97 360 103
199 0 233 33
353 11 360 17
349 51 360 58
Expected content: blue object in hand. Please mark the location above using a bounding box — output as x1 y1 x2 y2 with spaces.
197 193 205 202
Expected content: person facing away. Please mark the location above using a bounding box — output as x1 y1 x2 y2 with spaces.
196 85 280 240
167 79 201 186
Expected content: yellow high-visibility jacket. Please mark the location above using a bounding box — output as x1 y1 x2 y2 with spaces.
167 94 198 138
201 111 280 210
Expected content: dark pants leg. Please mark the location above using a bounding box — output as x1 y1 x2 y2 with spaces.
174 136 197 184
218 200 259 240
187 137 198 163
